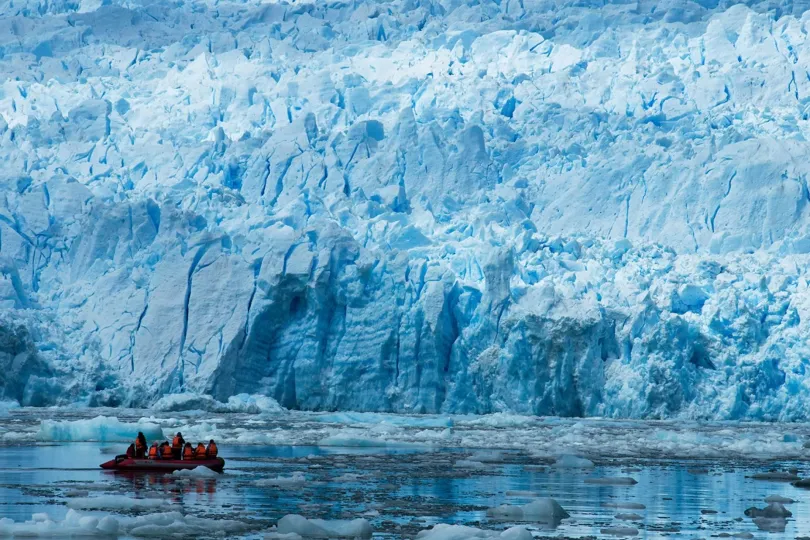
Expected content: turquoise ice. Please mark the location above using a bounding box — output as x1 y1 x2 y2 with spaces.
2 0 810 419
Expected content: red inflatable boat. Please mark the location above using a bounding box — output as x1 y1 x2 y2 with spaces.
100 455 225 472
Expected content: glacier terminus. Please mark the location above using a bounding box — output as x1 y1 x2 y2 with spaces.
3 0 810 421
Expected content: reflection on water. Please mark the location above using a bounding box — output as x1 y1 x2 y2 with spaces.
1 443 809 538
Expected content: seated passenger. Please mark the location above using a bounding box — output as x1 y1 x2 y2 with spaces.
172 432 185 460
126 443 135 459
206 439 218 458
159 442 172 459
183 442 194 460
135 432 147 459
148 443 159 460
195 442 207 460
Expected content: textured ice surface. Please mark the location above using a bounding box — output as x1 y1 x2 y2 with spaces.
66 495 174 511
486 498 570 523
37 415 163 442
153 392 282 413
0 509 251 538
553 455 595 469
274 515 373 539
18 408 810 460
415 524 534 540
4 0 810 419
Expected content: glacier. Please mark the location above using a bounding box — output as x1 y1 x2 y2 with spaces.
3 0 810 420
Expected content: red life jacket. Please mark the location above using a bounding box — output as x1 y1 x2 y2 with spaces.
148 445 159 459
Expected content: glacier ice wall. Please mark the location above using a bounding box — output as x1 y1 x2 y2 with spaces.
4 0 810 418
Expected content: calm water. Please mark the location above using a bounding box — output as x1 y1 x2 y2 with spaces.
0 442 808 538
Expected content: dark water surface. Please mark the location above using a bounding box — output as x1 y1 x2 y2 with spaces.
1 442 809 538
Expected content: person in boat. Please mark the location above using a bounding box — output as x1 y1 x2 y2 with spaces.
194 442 207 460
159 441 172 459
171 432 185 459
206 439 218 458
135 432 148 459
126 443 135 459
148 442 159 460
183 442 194 460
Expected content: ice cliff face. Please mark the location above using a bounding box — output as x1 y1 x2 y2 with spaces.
4 0 810 419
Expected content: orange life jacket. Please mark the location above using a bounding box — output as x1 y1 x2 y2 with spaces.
148 445 159 459
172 435 184 449
195 443 207 459
206 442 218 458
135 438 146 451
160 444 172 459
183 445 194 460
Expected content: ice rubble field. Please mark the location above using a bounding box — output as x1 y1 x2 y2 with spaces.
7 0 810 419
11 404 810 460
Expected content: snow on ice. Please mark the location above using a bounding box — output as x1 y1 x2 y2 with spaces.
272 515 373 539
20 408 810 460
3 0 810 421
0 509 252 538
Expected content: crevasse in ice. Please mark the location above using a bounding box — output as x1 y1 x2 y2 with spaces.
2 0 810 419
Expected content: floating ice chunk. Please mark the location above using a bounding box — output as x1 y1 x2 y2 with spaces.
505 490 538 497
601 526 639 536
752 517 787 532
521 499 570 521
275 515 372 538
37 416 163 442
0 509 251 537
764 495 794 504
615 513 642 521
332 473 365 482
318 429 426 448
315 412 452 428
468 450 507 463
228 393 284 414
750 471 799 481
255 472 307 488
454 459 486 468
790 477 810 488
486 498 569 523
498 528 534 540
172 467 220 477
552 454 594 468
416 524 533 539
584 477 638 485
153 393 282 414
119 511 252 536
66 495 173 510
744 502 792 518
0 509 117 537
0 400 19 417
603 503 646 510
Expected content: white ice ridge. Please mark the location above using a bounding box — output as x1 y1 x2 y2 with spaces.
0 509 252 538
25 412 810 460
4 0 810 419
